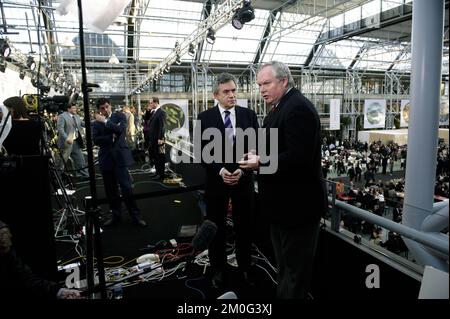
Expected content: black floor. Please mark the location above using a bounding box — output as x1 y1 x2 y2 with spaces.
55 162 277 299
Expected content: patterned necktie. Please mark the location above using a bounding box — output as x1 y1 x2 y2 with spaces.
223 110 234 145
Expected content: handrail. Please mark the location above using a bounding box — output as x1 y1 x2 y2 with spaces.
328 195 449 256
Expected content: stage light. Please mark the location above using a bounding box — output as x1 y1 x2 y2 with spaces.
27 56 36 71
232 0 255 30
206 28 215 44
0 61 6 73
0 39 11 58
19 69 26 80
31 76 38 87
175 54 181 65
188 43 195 57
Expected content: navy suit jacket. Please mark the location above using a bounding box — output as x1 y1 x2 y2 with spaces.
197 105 259 188
92 111 134 172
147 108 165 144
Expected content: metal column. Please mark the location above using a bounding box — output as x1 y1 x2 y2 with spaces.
402 0 447 271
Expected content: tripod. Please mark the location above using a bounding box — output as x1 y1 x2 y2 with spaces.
38 114 84 244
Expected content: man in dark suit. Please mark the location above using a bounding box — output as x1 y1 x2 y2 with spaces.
239 61 327 298
142 101 153 150
92 98 146 227
147 97 166 181
197 73 259 288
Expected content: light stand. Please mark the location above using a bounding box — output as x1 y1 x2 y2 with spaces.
76 0 106 299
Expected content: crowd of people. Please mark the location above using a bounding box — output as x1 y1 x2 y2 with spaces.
328 140 449 256
321 139 408 184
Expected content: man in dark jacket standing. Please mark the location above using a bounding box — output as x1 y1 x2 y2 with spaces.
197 73 259 288
240 61 327 298
147 97 166 181
92 98 146 227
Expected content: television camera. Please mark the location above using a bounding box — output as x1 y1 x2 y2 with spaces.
22 94 72 114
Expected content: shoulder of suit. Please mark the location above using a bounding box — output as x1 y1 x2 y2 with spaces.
115 111 126 118
198 106 217 117
236 105 256 115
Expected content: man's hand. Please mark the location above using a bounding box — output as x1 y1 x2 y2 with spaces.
238 152 260 170
220 168 239 186
157 139 165 145
231 169 243 182
94 113 106 123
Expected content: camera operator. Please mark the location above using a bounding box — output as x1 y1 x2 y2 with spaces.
56 102 89 180
2 96 41 156
0 220 81 299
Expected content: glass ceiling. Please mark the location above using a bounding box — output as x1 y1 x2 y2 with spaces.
0 0 447 93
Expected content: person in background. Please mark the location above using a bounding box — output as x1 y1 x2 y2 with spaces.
56 102 89 180
2 96 41 156
92 98 147 227
147 97 166 181
142 102 153 151
122 106 136 149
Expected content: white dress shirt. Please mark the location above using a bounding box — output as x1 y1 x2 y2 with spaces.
218 104 236 136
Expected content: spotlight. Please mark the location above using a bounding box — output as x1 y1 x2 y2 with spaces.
232 0 255 30
31 76 38 87
188 43 195 57
206 28 215 44
175 54 181 65
0 39 11 58
27 56 36 71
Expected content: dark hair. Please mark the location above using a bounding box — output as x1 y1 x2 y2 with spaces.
151 97 159 104
67 102 77 110
3 96 29 120
213 73 237 93
96 98 110 109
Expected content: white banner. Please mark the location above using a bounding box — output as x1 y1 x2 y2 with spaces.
364 99 386 129
439 98 449 126
400 100 410 127
160 99 189 139
329 99 340 130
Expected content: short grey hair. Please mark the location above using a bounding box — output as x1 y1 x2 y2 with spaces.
213 73 237 93
258 61 295 88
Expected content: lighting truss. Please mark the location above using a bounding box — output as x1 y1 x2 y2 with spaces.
131 0 243 94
